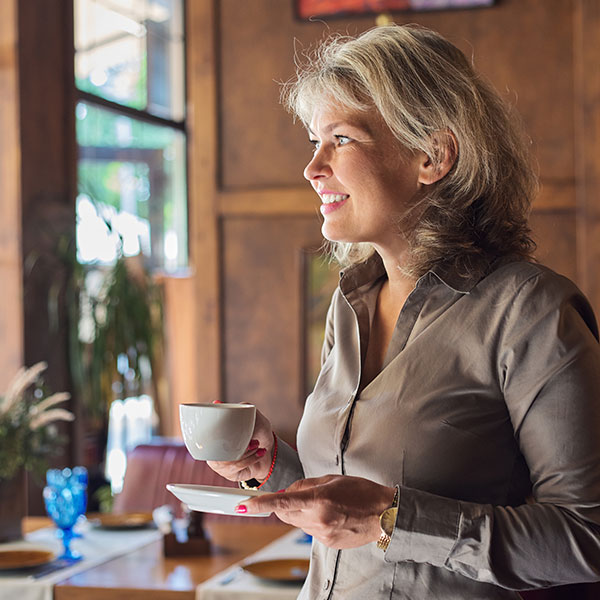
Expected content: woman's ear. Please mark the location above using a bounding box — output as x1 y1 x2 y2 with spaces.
418 130 458 185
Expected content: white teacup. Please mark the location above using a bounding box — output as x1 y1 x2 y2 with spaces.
179 403 256 461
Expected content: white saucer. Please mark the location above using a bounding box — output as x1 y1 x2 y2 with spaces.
166 484 271 517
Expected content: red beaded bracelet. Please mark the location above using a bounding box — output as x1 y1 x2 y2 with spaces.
256 432 278 489
239 433 279 491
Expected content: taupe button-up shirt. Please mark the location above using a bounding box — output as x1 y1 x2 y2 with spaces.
265 255 600 599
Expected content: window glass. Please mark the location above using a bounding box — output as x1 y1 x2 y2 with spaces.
76 101 187 271
74 0 185 121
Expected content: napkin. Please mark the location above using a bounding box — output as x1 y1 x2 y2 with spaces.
196 528 311 600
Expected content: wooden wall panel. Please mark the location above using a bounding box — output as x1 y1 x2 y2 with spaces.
186 0 221 412
162 276 197 436
0 0 23 390
222 216 323 443
574 0 600 317
0 0 594 474
529 212 578 283
185 0 600 447
218 0 575 201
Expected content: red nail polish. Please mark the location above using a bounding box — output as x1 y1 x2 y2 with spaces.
277 489 285 493
235 505 247 514
256 448 267 457
247 439 259 449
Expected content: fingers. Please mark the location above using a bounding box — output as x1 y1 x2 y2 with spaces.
252 411 274 447
237 475 334 514
210 447 267 472
236 486 315 515
203 404 274 483
206 440 270 481
285 474 336 492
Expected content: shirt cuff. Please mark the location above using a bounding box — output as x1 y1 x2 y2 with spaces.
385 486 461 567
242 438 304 493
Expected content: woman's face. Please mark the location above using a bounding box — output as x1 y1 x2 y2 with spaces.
304 103 426 256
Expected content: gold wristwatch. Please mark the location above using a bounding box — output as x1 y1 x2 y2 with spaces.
377 486 399 552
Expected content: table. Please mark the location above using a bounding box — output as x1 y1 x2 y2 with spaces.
52 520 293 600
2 519 165 600
196 528 311 600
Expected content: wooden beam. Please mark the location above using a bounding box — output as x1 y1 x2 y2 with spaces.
0 0 23 390
17 0 78 513
574 0 600 315
535 178 576 212
215 178 573 218
186 0 221 406
218 187 319 216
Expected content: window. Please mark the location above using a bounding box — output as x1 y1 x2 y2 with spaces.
74 0 187 272
73 0 186 488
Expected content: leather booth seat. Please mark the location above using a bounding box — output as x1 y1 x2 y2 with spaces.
112 437 278 523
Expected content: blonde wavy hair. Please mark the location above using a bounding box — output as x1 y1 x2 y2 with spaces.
282 24 537 277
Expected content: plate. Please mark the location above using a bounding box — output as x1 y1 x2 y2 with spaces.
166 484 270 517
242 558 310 583
0 549 55 570
90 512 155 530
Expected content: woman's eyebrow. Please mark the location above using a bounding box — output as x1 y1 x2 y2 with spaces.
307 121 372 137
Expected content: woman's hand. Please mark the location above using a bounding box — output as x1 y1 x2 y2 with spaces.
207 409 275 482
235 474 396 549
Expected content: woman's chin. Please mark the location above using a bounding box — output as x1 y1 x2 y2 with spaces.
321 228 348 244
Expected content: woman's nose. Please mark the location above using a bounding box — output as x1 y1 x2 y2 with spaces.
303 149 332 181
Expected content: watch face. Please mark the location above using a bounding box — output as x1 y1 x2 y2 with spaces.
380 507 398 536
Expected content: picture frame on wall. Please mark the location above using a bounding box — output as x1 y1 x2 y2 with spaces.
296 0 495 20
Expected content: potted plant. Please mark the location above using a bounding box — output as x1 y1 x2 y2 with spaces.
62 226 166 500
70 247 164 421
0 362 73 541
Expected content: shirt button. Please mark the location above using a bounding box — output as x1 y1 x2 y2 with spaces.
323 579 331 590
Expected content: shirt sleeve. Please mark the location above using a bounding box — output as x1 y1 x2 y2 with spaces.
257 437 305 492
385 270 600 590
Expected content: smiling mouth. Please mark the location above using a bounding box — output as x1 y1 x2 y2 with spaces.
320 193 349 205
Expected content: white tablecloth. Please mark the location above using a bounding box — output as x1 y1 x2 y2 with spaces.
0 522 163 600
196 528 312 600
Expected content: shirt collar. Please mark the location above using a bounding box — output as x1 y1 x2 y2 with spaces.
339 253 386 294
428 262 481 294
339 253 485 295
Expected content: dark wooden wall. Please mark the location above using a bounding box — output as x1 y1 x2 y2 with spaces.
0 1 76 419
1 0 599 457
0 0 77 513
176 0 600 444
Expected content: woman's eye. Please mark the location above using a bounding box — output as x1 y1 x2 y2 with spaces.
335 135 351 146
309 139 321 152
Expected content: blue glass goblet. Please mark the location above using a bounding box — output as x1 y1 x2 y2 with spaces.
46 467 88 537
43 481 86 562
71 467 88 537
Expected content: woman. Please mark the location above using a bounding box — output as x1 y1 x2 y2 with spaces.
208 24 600 599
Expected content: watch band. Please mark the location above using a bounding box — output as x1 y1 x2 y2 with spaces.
376 530 391 551
240 478 261 490
377 486 399 552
